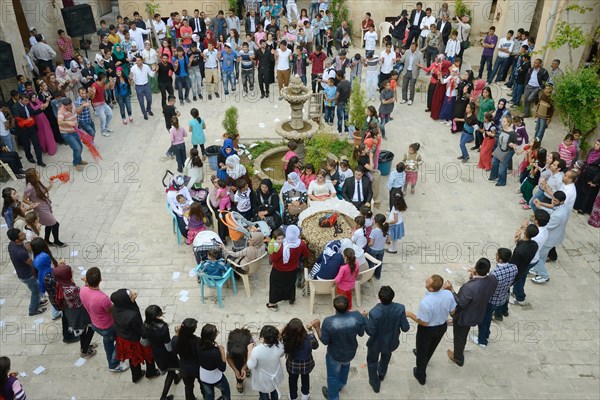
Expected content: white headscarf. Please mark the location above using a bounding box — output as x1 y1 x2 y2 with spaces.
340 239 353 253
281 172 307 194
226 154 246 179
283 225 301 264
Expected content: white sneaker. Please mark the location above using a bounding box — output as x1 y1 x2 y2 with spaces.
407 100 413 105
101 131 111 137
400 100 407 104
509 297 527 306
105 128 114 133
470 335 487 348
531 275 549 284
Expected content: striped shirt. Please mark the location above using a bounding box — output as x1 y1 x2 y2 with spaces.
489 263 518 305
74 96 92 124
387 170 406 190
57 105 78 133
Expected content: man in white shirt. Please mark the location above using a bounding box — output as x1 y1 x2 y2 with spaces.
419 8 436 49
30 35 56 72
152 13 167 41
487 30 514 84
379 42 396 86
363 25 378 58
129 56 156 120
274 40 292 99
202 42 221 100
29 27 44 46
128 21 151 52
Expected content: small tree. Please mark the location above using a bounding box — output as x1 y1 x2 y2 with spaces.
455 0 473 22
145 1 160 48
329 0 352 34
222 106 240 140
348 77 368 132
537 4 595 65
552 66 600 151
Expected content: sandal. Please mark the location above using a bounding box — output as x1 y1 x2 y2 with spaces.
266 303 278 311
522 205 531 210
518 199 527 204
236 382 244 393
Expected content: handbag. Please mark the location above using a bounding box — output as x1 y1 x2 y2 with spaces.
318 212 338 228
286 189 307 215
460 26 470 49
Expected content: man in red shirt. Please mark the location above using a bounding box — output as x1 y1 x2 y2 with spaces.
361 12 375 47
80 267 128 372
308 44 327 93
180 18 193 49
88 73 115 137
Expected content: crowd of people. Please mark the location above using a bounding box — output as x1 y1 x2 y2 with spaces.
2 1 600 399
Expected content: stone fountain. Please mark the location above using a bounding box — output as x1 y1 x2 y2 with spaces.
274 75 320 159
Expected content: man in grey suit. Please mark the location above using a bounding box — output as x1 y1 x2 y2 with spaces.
443 258 498 366
400 42 424 105
530 190 570 284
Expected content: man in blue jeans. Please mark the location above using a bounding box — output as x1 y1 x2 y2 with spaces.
489 117 518 186
80 267 128 373
74 87 95 137
173 47 192 106
312 295 365 400
7 229 47 316
221 43 238 95
57 97 88 172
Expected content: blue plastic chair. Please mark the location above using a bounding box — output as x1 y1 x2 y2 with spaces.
167 201 183 245
195 265 237 308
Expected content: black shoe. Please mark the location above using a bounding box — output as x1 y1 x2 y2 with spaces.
502 310 509 317
322 386 328 399
144 115 148 120
265 92 270 97
413 367 426 385
379 373 385 381
63 337 79 344
37 162 47 167
133 370 145 383
198 94 203 99
289 300 295 305
54 241 68 248
260 93 265 98
29 307 47 316
174 374 181 385
495 183 505 187
160 396 174 400
193 96 197 101
413 348 417 357
27 157 36 163
208 94 212 100
457 156 464 160
148 111 154 116
185 98 191 103
493 314 504 321
15 174 25 179
470 146 479 150
146 370 161 379
370 383 380 393
16 169 26 175
215 93 220 98
39 299 48 306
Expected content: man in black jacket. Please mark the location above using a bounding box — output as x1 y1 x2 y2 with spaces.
364 286 410 393
522 58 549 117
444 258 498 366
405 2 425 49
190 9 206 40
502 223 539 308
342 166 372 209
0 136 26 178
255 39 275 98
245 10 261 36
11 94 45 166
437 13 452 47
391 10 409 49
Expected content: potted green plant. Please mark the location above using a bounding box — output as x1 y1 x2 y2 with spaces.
222 106 240 147
348 77 368 145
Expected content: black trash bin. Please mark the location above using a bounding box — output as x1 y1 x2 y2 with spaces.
206 145 221 171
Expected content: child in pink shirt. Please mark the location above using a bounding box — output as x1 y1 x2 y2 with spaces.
334 248 360 310
169 116 187 173
558 133 577 169
283 140 298 171
300 163 316 188
216 179 231 210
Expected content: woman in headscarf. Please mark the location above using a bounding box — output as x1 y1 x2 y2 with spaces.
203 30 217 49
225 154 252 190
111 288 159 383
53 264 96 357
267 225 310 311
217 139 236 181
281 172 308 226
226 328 254 393
255 179 282 230
171 318 203 400
112 43 130 77
493 98 511 130
428 57 451 120
226 231 267 273
439 65 461 124
166 175 193 237
574 138 600 215
451 70 474 133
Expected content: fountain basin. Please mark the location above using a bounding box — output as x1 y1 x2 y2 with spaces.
254 146 289 186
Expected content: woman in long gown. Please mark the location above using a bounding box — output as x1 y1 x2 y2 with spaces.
430 59 451 120
451 70 474 133
420 55 444 113
28 93 57 155
439 66 461 123
588 192 600 228
38 81 66 145
574 139 600 214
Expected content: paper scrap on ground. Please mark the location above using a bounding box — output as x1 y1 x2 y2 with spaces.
258 123 265 128
179 290 189 297
80 269 87 276
409 266 415 271
0 224 7 228
71 251 78 257
179 296 189 303
188 270 196 278
34 318 44 325
273 118 281 122
77 266 85 271
172 272 181 280
462 266 468 270
0 321 5 328
19 372 27 377
444 268 453 274
274 104 278 109
0 299 5 305
74 358 86 367
33 366 45 375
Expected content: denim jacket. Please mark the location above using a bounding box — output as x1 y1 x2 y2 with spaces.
320 311 366 363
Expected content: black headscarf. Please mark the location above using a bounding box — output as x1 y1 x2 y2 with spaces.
256 178 275 204
111 288 142 337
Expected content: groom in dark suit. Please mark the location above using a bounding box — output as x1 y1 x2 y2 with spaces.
405 2 426 49
342 166 372 209
11 94 45 167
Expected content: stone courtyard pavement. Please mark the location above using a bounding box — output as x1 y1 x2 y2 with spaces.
1 47 598 399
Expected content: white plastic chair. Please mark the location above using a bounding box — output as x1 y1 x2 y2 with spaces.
229 252 268 297
378 22 394 47
354 253 381 307
304 268 336 314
